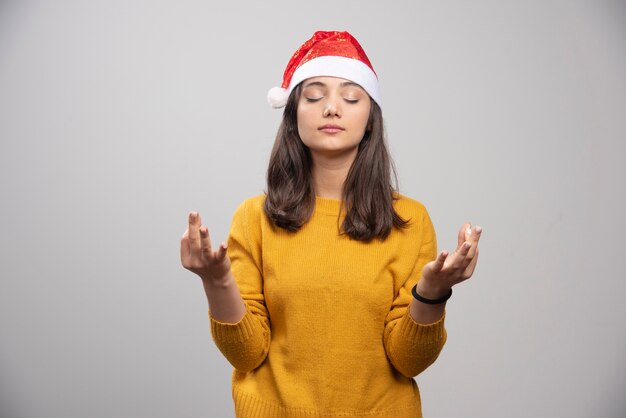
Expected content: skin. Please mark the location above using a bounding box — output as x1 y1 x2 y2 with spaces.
180 75 482 325
410 223 482 323
297 76 371 200
180 212 246 323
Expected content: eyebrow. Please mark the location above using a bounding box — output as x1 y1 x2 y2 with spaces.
302 80 362 89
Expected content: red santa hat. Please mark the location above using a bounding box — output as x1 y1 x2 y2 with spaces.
267 31 381 108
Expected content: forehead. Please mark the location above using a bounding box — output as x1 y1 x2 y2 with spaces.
302 76 365 90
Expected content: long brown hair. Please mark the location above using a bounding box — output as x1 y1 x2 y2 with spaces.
264 82 410 242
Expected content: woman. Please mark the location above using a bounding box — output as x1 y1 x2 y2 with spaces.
181 31 482 418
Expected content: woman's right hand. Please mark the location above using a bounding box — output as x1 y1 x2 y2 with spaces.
180 211 231 284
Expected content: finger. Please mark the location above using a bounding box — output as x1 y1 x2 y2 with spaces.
180 229 191 263
469 225 482 243
462 248 480 279
200 226 213 256
433 250 448 273
464 226 483 260
181 227 190 246
467 226 482 259
457 241 472 257
446 242 471 272
188 211 201 249
215 241 228 261
457 222 471 250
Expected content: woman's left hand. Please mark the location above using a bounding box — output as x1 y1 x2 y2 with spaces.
416 223 482 298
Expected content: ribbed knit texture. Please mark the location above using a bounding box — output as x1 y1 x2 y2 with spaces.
209 194 447 417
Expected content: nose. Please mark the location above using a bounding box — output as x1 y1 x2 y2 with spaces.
323 97 341 118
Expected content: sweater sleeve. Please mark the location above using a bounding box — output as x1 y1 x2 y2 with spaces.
383 207 447 378
209 198 271 373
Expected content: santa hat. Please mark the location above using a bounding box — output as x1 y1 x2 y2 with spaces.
267 31 381 108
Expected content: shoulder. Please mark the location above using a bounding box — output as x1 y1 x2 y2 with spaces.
231 193 267 224
392 192 437 243
392 192 430 221
236 193 266 211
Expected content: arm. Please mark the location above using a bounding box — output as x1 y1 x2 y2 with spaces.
383 209 447 379
202 272 245 323
209 199 271 372
181 200 271 373
386 211 483 377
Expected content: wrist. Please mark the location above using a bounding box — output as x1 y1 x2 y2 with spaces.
412 283 452 305
201 272 233 289
415 280 451 300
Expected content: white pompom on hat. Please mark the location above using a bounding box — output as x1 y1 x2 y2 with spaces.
267 31 381 109
267 86 290 108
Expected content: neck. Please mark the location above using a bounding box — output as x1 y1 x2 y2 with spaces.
310 149 357 200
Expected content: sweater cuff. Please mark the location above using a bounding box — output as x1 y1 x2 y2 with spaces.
398 309 446 342
209 303 258 344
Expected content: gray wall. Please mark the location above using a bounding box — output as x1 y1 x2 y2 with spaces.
1 1 625 417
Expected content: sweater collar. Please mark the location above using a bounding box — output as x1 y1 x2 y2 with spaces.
314 195 344 215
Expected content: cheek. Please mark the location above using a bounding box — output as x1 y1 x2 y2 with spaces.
353 108 371 133
296 109 315 138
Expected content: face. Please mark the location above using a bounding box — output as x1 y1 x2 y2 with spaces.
296 76 371 161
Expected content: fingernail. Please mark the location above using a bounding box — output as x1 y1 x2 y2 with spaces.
475 226 482 234
466 226 472 236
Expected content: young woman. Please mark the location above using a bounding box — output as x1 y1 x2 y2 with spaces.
181 31 482 418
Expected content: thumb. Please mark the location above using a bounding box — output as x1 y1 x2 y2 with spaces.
215 241 228 261
433 250 448 273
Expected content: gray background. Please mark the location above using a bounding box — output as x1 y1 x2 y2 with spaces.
1 0 625 417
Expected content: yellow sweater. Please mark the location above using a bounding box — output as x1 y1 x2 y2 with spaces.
209 194 447 418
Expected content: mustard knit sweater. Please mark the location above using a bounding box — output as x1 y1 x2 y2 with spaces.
209 194 447 418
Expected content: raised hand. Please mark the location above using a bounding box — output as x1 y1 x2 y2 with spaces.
180 211 231 284
418 223 482 298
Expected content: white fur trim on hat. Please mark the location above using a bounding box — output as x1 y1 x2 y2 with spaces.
287 56 381 107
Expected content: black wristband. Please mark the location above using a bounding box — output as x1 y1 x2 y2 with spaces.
411 284 452 304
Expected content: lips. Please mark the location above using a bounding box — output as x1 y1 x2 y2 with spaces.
319 124 345 133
